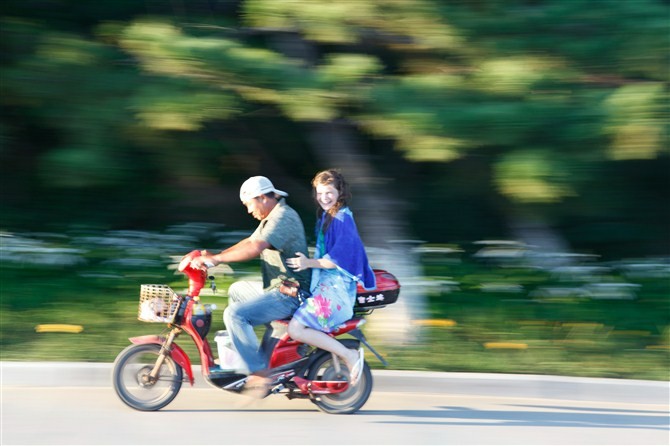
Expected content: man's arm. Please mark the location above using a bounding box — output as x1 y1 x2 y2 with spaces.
190 238 270 269
210 238 270 265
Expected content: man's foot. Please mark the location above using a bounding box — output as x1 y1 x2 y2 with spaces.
242 373 271 399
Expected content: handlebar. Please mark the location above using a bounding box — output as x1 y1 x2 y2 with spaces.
178 250 207 297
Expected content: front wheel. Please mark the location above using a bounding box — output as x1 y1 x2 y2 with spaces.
306 351 373 414
112 343 183 411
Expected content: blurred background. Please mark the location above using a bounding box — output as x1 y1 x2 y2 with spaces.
1 0 668 380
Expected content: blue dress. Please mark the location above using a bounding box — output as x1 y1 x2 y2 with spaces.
292 207 376 333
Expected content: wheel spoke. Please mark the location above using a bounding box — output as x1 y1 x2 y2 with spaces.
306 353 372 414
113 344 183 411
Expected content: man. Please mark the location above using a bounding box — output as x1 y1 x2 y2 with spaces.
190 176 310 389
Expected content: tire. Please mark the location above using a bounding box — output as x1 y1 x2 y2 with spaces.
112 343 183 411
306 351 373 414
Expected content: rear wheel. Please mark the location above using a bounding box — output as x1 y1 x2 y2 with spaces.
306 351 373 414
112 343 183 411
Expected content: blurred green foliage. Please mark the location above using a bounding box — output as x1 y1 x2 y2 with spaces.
1 0 668 381
1 0 668 259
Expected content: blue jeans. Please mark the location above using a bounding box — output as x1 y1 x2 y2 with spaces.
223 281 300 374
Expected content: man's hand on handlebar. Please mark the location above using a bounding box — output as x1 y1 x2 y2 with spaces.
190 252 216 270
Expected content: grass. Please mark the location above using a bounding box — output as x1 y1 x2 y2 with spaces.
1 237 668 381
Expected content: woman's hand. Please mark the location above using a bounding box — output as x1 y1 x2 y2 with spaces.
287 252 310 271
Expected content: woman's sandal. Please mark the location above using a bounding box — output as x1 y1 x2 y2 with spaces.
349 348 365 386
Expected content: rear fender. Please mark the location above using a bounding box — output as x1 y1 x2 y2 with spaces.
129 335 194 385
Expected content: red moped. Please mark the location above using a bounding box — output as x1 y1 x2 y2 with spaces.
112 250 400 414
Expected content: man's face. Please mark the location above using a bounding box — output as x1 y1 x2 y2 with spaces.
243 195 274 220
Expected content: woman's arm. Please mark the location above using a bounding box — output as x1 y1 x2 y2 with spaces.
287 252 336 271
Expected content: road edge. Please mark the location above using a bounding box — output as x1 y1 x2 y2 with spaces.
1 361 668 405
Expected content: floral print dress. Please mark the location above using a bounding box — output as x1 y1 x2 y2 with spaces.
291 207 375 333
293 267 357 332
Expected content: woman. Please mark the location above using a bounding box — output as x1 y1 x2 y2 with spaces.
286 169 376 386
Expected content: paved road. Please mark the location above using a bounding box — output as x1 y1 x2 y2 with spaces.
1 362 668 445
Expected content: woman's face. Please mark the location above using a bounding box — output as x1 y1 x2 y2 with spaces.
315 183 340 212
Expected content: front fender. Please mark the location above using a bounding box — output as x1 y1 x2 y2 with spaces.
129 335 194 385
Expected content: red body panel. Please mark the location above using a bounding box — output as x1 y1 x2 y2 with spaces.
293 377 349 394
268 335 303 368
329 318 365 336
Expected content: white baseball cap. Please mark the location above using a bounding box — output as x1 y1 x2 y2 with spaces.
239 176 288 202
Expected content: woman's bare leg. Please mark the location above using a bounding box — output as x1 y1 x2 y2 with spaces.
288 319 359 370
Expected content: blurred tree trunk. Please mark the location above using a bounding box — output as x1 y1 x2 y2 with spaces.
267 32 427 341
306 120 427 342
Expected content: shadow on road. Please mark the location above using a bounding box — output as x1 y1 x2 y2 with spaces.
361 405 670 430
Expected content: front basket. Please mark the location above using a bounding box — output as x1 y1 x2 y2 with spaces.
138 284 180 323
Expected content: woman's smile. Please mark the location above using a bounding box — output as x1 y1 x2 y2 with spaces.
315 184 339 212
